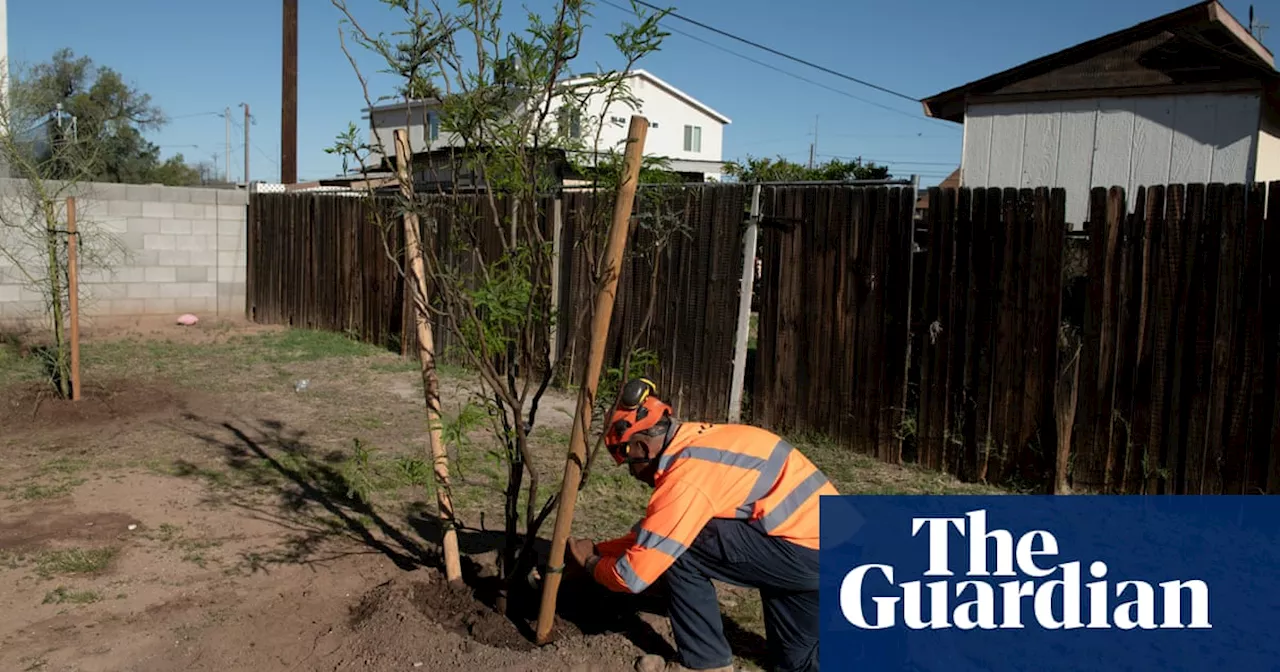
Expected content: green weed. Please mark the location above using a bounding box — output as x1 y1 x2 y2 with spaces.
34 548 118 578
42 586 101 605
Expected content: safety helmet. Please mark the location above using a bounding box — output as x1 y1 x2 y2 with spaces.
604 377 673 465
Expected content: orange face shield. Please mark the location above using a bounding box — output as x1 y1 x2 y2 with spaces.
604 378 672 465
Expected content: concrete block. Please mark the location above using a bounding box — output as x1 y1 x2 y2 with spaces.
108 200 145 217
160 187 192 204
87 283 128 300
190 189 219 205
161 219 192 235
144 234 176 251
142 201 175 219
159 283 192 299
217 234 243 251
217 204 245 220
116 232 147 250
127 185 162 202
1 300 45 319
0 284 21 302
145 267 177 283
218 294 245 316
86 184 128 201
127 283 160 299
20 286 44 302
191 218 218 236
109 299 147 315
80 269 113 284
172 202 204 220
217 251 243 268
176 267 208 283
97 216 129 233
130 251 160 268
127 217 160 234
203 205 219 220
207 268 219 283
229 266 247 284
144 298 177 315
217 219 244 236
113 267 147 283
191 282 217 298
217 189 248 205
175 235 207 252
217 282 246 299
158 250 191 267
189 250 217 267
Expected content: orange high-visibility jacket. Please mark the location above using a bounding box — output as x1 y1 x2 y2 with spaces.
592 422 839 593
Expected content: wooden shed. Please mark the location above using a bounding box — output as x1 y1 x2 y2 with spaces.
921 0 1277 228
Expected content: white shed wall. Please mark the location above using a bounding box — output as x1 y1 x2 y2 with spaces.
961 92 1261 227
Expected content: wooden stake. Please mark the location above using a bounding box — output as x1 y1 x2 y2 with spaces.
66 197 81 402
393 129 462 583
535 115 649 645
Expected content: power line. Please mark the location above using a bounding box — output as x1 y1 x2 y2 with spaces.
600 0 957 132
627 17 956 131
628 0 922 103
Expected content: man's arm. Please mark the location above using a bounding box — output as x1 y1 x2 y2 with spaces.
593 530 638 557
591 479 716 594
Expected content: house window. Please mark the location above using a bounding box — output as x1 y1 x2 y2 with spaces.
683 125 702 152
559 107 582 139
428 111 439 141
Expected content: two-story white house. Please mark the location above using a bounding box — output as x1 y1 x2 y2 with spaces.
363 69 731 185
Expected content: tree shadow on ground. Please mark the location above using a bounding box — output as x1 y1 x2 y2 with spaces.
175 415 766 664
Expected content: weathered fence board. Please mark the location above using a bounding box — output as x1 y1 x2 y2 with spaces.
916 187 1066 487
752 185 915 456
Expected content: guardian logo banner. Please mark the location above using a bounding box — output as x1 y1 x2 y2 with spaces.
818 496 1280 671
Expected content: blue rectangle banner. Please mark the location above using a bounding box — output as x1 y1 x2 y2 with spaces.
818 495 1280 671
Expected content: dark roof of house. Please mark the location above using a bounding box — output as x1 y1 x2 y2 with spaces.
922 0 1276 122
915 168 961 210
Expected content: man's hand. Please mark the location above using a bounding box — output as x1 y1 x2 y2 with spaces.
565 537 597 575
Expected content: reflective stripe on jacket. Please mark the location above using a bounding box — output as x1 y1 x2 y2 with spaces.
592 422 839 593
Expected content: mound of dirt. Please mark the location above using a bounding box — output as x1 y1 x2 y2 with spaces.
1 378 189 432
347 572 583 652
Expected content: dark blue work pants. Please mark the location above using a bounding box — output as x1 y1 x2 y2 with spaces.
662 517 820 672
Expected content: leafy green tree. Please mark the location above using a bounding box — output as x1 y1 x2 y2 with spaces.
10 48 197 185
723 154 891 182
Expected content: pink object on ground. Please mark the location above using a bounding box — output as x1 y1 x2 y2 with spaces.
177 314 199 326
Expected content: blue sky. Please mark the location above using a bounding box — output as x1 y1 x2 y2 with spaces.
8 0 1272 186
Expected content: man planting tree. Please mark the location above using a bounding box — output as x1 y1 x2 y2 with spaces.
565 378 837 672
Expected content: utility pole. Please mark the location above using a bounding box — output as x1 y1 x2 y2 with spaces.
241 103 250 187
224 106 231 183
281 0 298 184
807 115 819 169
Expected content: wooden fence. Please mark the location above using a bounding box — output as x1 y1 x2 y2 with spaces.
247 180 1280 495
245 186 747 422
916 182 1280 494
752 185 916 462
1071 183 1280 495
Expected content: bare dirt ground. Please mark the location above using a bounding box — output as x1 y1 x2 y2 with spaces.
0 317 1001 672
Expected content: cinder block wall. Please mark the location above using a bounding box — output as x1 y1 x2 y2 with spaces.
0 179 247 323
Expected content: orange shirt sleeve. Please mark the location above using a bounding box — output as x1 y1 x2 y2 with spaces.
594 529 638 557
592 478 716 593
